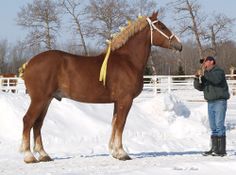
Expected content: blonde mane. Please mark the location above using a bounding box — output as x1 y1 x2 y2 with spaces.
109 16 148 51
100 16 149 85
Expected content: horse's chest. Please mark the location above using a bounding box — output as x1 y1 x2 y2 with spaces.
129 78 143 96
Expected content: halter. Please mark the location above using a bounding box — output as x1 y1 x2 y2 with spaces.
146 17 177 46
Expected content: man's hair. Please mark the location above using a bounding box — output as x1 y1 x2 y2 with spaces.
200 56 216 64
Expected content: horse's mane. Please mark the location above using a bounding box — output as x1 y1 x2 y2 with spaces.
109 16 148 51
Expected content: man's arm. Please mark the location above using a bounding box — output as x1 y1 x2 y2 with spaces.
193 77 204 91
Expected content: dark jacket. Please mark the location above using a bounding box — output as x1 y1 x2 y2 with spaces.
194 66 230 101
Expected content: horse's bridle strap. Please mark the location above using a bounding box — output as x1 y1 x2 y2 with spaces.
146 17 175 45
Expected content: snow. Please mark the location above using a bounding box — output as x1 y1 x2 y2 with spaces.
0 91 236 175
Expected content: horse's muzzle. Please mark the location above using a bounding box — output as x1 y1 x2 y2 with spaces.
171 42 182 52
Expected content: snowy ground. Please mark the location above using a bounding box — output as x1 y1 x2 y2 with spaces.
0 91 236 175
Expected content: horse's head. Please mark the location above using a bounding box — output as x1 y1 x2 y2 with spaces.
147 12 182 52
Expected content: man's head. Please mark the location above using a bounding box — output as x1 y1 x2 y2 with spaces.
201 56 216 70
200 56 216 64
205 56 216 64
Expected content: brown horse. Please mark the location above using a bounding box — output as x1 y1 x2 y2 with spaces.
20 12 182 163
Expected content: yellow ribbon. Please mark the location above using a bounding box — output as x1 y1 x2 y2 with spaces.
99 41 111 86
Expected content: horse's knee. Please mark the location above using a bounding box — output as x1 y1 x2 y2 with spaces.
23 115 29 126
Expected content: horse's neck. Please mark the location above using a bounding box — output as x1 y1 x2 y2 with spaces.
118 27 151 71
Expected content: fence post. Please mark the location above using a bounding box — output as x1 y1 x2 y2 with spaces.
153 75 157 96
168 76 171 93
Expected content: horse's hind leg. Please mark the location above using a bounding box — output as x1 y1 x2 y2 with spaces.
33 100 53 162
109 103 117 154
21 100 47 163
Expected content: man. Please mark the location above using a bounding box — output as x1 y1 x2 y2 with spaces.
194 56 230 156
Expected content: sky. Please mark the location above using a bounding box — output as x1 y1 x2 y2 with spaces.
0 0 31 43
0 0 236 44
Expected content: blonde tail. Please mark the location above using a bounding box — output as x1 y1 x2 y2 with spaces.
18 62 28 79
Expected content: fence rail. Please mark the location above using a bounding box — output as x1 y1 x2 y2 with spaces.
0 78 26 93
141 75 236 101
1 75 236 101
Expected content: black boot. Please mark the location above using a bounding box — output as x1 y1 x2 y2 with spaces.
202 136 218 156
212 136 226 157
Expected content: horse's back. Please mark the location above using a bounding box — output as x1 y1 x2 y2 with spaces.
23 50 108 101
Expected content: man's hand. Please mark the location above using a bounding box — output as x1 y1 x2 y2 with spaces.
195 69 203 77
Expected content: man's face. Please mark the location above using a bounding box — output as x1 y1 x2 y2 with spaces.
204 60 214 70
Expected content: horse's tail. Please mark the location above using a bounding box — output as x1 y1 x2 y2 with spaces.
18 62 28 80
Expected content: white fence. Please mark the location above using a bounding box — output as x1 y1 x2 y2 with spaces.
141 75 236 101
0 78 26 93
1 75 236 101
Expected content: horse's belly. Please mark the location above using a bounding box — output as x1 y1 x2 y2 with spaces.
69 94 113 103
60 85 113 103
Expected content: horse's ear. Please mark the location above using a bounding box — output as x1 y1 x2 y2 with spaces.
151 11 159 19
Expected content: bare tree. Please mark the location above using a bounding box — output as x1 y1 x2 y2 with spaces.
170 0 206 59
128 0 164 18
0 40 8 73
205 13 235 56
86 0 130 46
8 41 29 74
16 0 61 50
60 0 88 55
216 41 236 72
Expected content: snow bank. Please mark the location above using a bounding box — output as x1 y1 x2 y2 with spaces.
1 92 236 175
0 92 209 155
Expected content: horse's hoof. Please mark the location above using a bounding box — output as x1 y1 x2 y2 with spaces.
24 156 38 164
39 155 53 162
112 151 132 161
118 154 132 161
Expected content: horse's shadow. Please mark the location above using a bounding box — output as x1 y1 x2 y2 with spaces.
53 156 74 161
80 151 202 159
130 151 202 159
53 150 236 160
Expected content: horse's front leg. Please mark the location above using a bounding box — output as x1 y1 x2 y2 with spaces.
109 96 133 160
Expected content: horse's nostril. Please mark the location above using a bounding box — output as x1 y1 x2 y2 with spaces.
179 44 183 52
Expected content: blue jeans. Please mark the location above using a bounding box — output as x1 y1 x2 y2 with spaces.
208 100 227 136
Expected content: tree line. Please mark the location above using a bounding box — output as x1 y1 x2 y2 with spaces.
0 0 235 75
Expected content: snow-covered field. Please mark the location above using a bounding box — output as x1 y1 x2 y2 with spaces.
0 91 236 175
